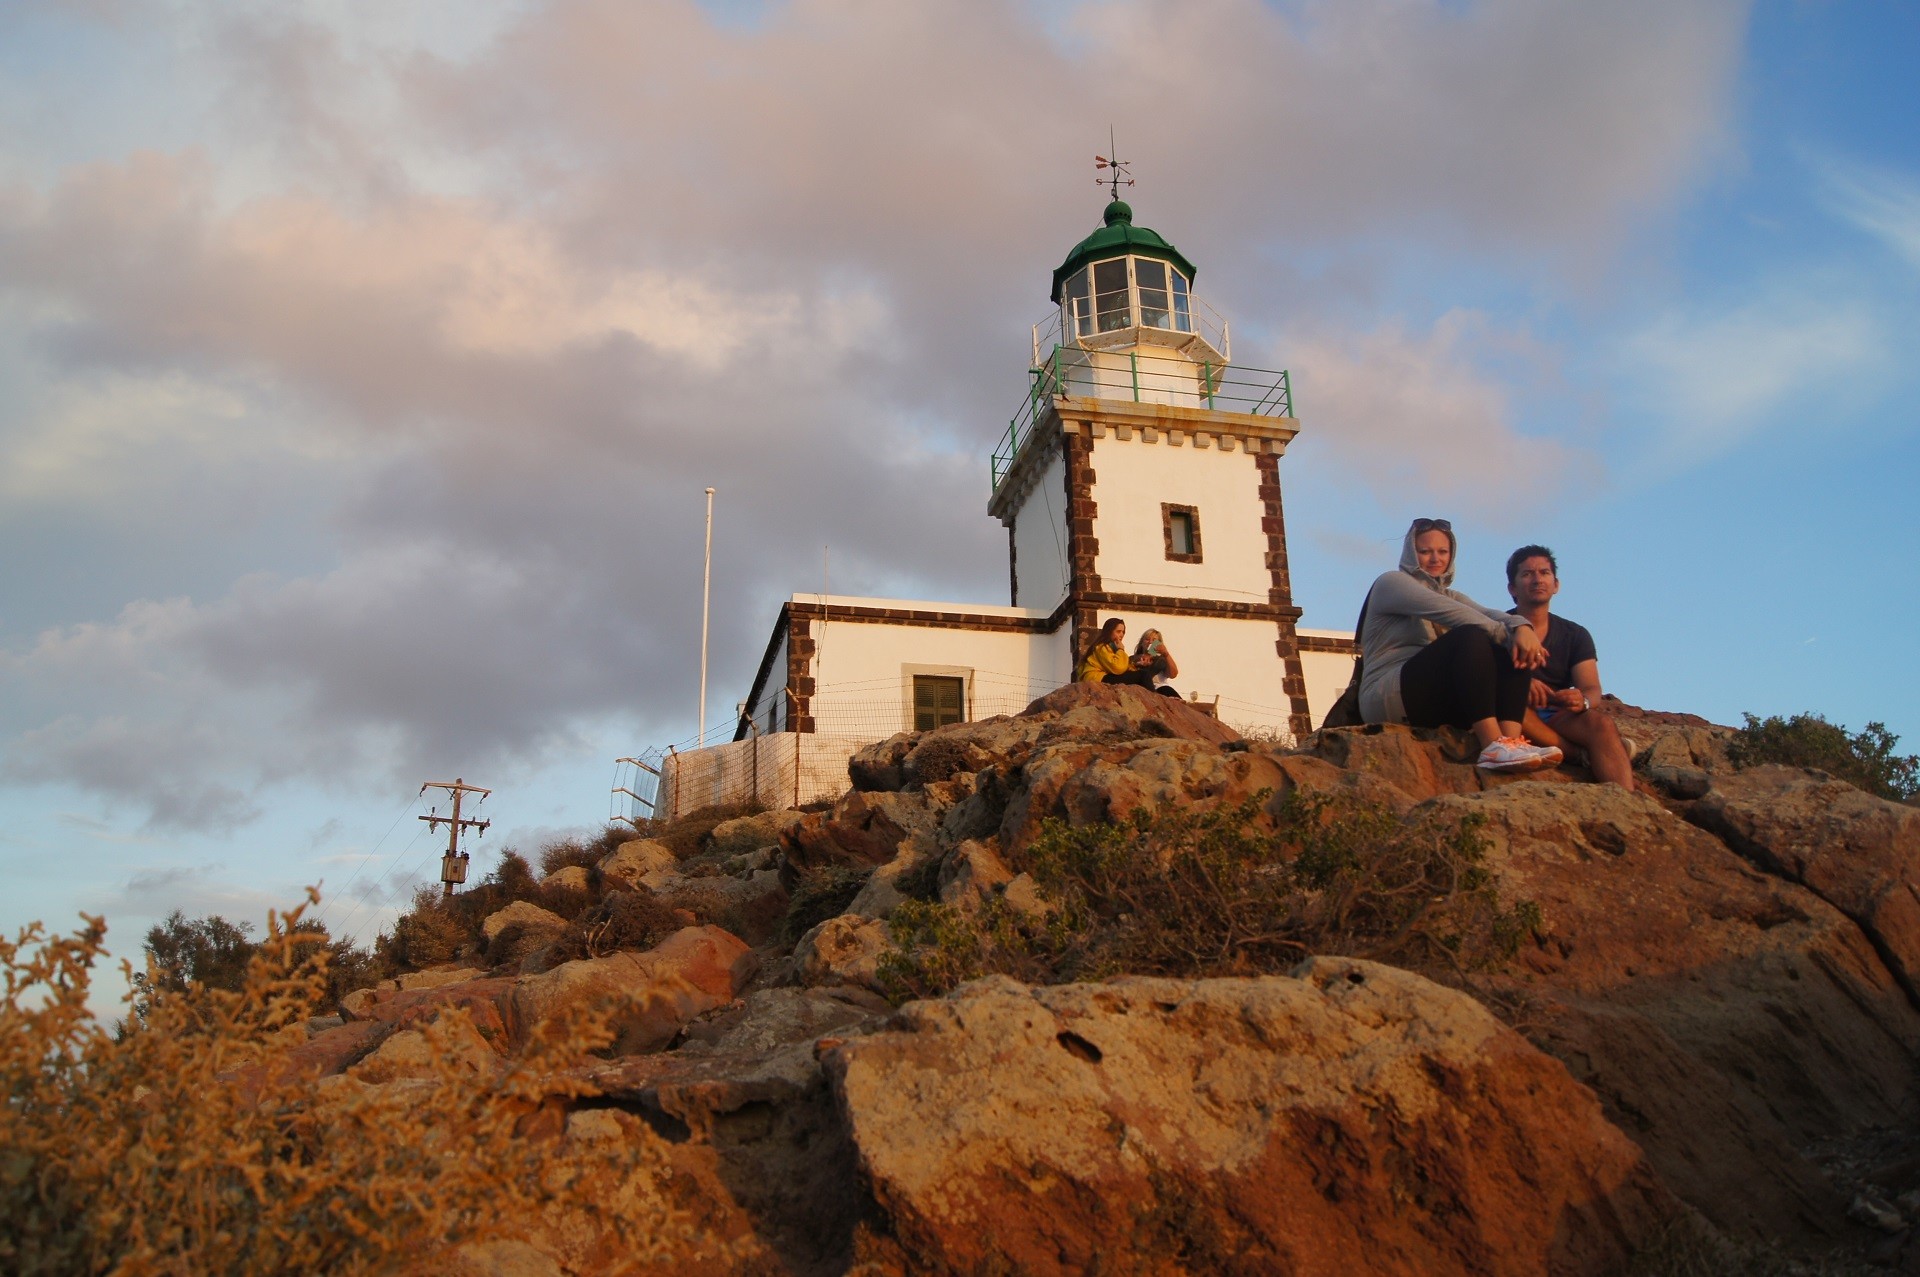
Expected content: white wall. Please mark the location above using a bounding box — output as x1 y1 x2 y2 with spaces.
1089 437 1271 605
657 731 870 819
1010 449 1069 610
804 600 1071 737
1076 609 1294 737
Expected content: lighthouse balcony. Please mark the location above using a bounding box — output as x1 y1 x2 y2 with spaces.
990 346 1293 494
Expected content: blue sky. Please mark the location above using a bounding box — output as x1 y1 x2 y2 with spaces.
0 0 1914 1002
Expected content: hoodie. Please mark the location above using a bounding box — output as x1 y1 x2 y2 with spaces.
1356 521 1530 724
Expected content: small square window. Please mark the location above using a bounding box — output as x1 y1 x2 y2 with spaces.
1162 503 1202 564
913 675 965 731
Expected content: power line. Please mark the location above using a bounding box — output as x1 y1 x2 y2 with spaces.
313 791 427 930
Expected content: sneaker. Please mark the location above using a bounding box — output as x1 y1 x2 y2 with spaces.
1476 737 1563 772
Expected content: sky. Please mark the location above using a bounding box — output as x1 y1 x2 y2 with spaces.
2 0 1916 994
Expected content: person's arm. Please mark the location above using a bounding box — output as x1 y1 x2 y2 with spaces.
1552 659 1604 713
1094 645 1131 677
1372 572 1525 643
1160 649 1178 680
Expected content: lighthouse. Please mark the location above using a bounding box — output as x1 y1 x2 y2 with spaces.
991 195 1335 739
649 189 1356 819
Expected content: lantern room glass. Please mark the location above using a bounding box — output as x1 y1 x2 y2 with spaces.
1060 256 1193 342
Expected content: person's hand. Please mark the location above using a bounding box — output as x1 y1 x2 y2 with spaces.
1528 678 1551 709
1512 626 1549 670
1551 687 1587 713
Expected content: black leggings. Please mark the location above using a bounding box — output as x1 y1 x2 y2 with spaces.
1399 627 1529 731
1109 669 1181 697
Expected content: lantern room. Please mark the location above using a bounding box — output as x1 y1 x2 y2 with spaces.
1042 200 1226 367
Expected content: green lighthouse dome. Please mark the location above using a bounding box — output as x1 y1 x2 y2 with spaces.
1050 200 1198 304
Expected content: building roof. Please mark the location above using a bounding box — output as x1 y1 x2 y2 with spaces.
1050 200 1199 303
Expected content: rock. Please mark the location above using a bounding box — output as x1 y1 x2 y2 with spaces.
848 733 914 792
347 1012 497 1085
842 846 929 919
1000 872 1051 920
793 916 891 993
541 865 591 893
1299 722 1487 803
782 789 940 870
338 986 379 1020
482 900 568 943
722 846 777 875
589 986 891 1135
937 838 1012 908
1430 780 1920 1241
1849 1192 1905 1233
507 925 757 1056
393 965 484 993
824 962 1673 1276
1690 764 1920 1002
656 869 789 946
280 1018 390 1079
362 978 518 1048
446 1240 565 1277
1642 764 1711 799
305 1014 345 1036
599 838 678 886
1019 680 1244 748
1622 711 1732 775
708 809 802 858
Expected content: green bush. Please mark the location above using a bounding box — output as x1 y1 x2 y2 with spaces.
1730 712 1919 802
877 791 1539 1003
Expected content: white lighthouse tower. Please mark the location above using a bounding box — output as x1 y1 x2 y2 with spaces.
648 186 1355 819
990 194 1343 739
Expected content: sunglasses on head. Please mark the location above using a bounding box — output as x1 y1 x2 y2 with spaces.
1412 517 1452 533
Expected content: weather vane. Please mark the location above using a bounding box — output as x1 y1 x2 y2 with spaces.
1094 126 1133 201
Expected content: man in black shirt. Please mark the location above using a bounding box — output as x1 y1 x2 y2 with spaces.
1506 546 1635 790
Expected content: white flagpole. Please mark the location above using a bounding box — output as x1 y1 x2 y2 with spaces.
700 487 715 744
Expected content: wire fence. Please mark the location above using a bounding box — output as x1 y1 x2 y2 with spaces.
613 671 1300 825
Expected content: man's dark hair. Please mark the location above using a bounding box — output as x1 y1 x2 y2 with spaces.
1506 544 1558 586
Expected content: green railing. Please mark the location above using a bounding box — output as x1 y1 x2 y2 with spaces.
991 346 1293 493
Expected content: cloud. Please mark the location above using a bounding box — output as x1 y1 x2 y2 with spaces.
1278 311 1589 516
1617 293 1888 466
0 0 1751 834
1819 158 1920 271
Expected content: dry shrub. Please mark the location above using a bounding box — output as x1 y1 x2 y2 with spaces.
533 881 597 922
0 891 734 1274
542 889 681 966
878 791 1540 1003
537 837 603 878
642 802 765 862
781 865 874 945
375 885 473 971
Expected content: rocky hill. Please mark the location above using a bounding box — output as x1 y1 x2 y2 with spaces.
293 683 1920 1274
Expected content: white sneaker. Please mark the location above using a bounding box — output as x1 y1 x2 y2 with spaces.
1476 737 1563 772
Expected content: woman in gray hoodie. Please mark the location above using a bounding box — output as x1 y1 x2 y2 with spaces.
1358 518 1562 772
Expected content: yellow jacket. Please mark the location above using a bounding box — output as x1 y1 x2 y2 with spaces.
1077 642 1131 683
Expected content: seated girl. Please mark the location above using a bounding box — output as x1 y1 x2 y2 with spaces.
1134 629 1182 698
1358 518 1562 772
1077 617 1156 688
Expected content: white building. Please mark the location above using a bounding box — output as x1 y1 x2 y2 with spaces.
653 199 1355 819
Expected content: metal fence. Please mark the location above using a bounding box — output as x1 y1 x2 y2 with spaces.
992 345 1294 493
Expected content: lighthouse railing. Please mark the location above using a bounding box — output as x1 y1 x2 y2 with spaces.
992 348 1293 494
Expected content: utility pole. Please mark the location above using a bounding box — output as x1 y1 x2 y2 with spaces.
700 486 715 744
420 777 491 899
